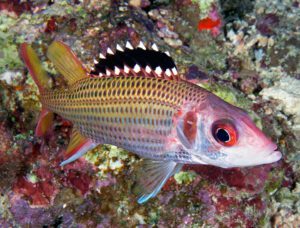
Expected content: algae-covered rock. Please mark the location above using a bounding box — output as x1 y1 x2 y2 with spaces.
200 82 263 129
174 171 197 185
0 0 299 226
0 15 23 74
260 77 300 117
261 77 300 148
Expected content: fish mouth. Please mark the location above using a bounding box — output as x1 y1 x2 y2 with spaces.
266 143 282 163
266 143 278 154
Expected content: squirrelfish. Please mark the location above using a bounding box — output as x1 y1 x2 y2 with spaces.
20 40 282 203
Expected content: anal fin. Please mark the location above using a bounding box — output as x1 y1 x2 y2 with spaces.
35 109 54 137
61 128 97 166
136 159 183 204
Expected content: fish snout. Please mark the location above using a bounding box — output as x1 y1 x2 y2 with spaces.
263 142 282 163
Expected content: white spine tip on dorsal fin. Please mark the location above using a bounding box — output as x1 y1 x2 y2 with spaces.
114 66 121 75
165 68 171 77
124 65 130 74
151 43 159 51
171 67 178 75
145 65 152 73
164 51 170 56
99 72 103 77
107 47 114 55
106 69 111 76
133 64 141 73
126 41 134 50
116 44 124 52
93 59 99 64
138 41 146 50
155 66 162 75
99 53 106 59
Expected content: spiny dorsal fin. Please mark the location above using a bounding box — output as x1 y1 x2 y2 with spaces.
90 41 179 80
47 41 88 85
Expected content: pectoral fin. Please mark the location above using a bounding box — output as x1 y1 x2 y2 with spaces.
60 128 97 166
136 159 183 204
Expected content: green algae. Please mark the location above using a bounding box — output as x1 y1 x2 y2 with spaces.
26 173 39 184
84 145 131 177
174 171 197 185
191 0 215 18
189 37 227 71
108 145 129 160
264 169 285 196
275 187 299 209
0 194 14 222
13 134 27 141
200 83 239 105
54 188 85 208
0 15 24 74
147 210 160 225
257 215 269 228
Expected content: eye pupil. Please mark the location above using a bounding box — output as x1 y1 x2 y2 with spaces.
212 120 238 147
216 128 230 142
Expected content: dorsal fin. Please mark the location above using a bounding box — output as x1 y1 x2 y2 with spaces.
90 41 179 80
47 41 88 85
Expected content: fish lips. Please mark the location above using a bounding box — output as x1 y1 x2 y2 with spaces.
265 143 282 163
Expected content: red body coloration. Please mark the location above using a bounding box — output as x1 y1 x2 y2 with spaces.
13 174 57 206
45 16 57 33
183 111 198 145
184 163 276 192
198 17 221 30
64 170 92 195
198 6 222 37
0 0 32 16
212 121 238 147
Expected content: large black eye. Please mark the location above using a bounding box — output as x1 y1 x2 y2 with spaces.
212 120 238 146
215 128 230 142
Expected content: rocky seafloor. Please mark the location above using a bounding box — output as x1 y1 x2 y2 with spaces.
0 0 299 227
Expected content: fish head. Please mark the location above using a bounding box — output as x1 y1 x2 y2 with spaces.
178 93 282 168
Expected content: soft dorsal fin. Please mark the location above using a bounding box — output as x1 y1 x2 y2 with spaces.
47 41 88 85
90 41 179 80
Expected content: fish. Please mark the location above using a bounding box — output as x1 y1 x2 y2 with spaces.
198 17 221 30
19 40 282 204
198 7 222 37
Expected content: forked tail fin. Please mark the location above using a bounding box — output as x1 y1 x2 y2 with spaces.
20 43 53 136
19 43 52 91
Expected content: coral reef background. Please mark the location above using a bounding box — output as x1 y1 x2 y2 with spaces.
0 0 299 227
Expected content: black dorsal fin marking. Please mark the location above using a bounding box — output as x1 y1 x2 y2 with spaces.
90 41 179 80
